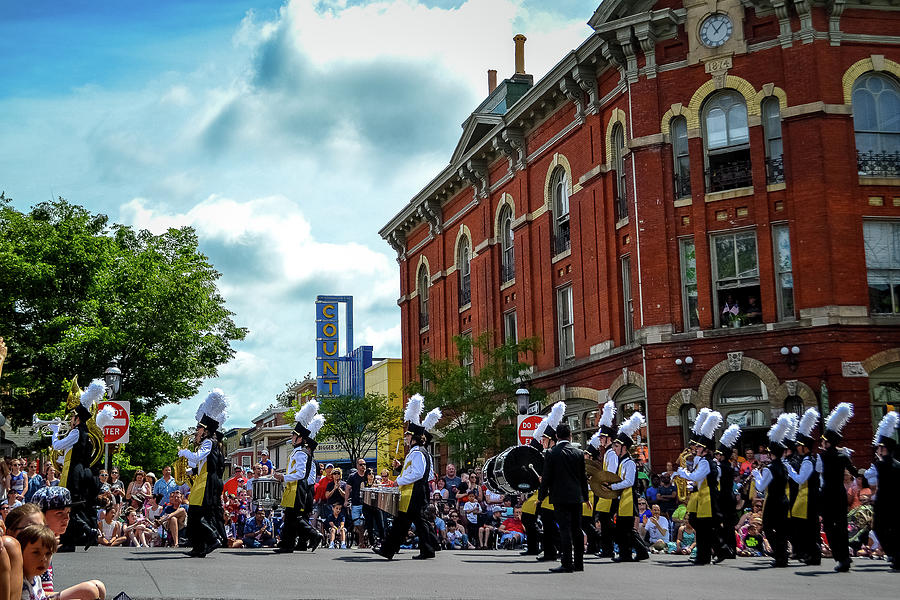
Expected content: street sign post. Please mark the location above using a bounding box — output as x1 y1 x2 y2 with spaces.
517 414 542 445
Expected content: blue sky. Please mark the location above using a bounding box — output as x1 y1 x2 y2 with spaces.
0 0 597 430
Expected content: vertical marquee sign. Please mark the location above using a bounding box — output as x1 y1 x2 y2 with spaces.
316 295 354 396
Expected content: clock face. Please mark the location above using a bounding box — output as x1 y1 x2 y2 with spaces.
699 13 733 48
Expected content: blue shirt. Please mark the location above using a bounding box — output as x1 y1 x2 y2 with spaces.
243 516 272 536
153 477 178 505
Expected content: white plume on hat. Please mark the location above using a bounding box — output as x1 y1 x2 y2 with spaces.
307 414 326 440
768 413 792 444
588 430 602 449
532 417 549 441
701 411 723 439
95 405 117 430
195 388 228 427
785 413 799 442
873 411 899 446
825 403 854 434
719 424 741 449
80 379 106 410
295 399 320 428
404 394 424 426
547 401 566 430
618 412 645 438
691 407 711 436
422 407 442 431
598 401 616 428
798 407 820 438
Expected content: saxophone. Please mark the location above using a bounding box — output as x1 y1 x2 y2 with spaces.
173 434 194 485
673 447 693 502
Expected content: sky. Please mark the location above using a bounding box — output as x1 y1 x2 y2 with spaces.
0 0 598 431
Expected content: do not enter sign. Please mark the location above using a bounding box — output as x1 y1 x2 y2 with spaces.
97 401 130 444
517 415 543 445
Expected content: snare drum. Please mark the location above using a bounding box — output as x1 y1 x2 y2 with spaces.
361 486 400 516
253 477 284 508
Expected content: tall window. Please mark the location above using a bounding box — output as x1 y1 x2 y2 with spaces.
503 310 518 344
499 205 515 283
711 230 760 326
418 264 429 329
613 124 628 220
703 90 752 192
864 221 900 314
679 238 700 330
557 286 574 363
551 168 570 255
460 332 474 376
457 238 471 307
762 97 784 184
621 256 634 343
853 73 900 177
772 224 795 320
672 116 691 199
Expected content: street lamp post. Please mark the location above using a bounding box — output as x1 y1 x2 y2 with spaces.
102 359 123 470
515 388 530 416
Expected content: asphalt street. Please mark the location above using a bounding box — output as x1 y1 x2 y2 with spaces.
53 547 898 600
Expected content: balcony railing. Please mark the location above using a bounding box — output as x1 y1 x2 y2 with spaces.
706 159 753 193
674 172 692 199
858 150 900 178
766 156 785 184
458 284 471 307
419 309 429 329
553 223 571 255
500 260 515 284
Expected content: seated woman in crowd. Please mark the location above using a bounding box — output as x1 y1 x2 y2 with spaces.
121 508 149 548
676 520 697 558
97 506 125 547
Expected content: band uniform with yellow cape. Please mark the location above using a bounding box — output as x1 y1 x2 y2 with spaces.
677 410 722 565
277 399 324 553
606 412 648 562
751 413 793 568
784 408 821 565
586 400 618 558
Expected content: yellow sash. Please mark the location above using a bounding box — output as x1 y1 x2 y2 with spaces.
189 461 208 507
540 496 554 510
583 490 595 517
696 478 712 518
595 453 613 513
59 450 72 489
282 481 298 509
616 459 634 517
522 491 539 515
399 483 414 513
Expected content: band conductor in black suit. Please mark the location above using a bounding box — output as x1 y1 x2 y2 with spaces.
538 422 589 573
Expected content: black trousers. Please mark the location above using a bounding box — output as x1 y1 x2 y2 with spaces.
690 515 715 565
822 505 850 564
381 504 433 558
596 510 615 557
538 507 559 559
553 503 584 570
186 505 224 552
582 514 601 553
613 511 634 560
278 505 319 550
789 514 821 562
872 502 897 565
522 511 540 554
60 502 96 548
763 506 789 565
718 505 738 557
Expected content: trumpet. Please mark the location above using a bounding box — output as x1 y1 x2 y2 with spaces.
32 414 68 436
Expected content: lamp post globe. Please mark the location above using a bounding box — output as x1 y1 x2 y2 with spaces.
104 359 123 401
515 388 530 415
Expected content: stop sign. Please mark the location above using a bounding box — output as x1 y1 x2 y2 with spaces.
97 400 130 444
517 415 543 445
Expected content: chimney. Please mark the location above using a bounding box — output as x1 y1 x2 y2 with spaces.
487 69 498 94
513 34 527 75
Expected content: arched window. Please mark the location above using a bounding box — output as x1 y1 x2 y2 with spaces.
713 371 771 452
762 97 784 184
703 90 752 192
853 73 900 177
671 116 691 199
680 404 697 448
784 396 803 415
550 168 570 255
499 205 515 283
613 124 628 220
457 238 471 307
417 264 429 329
614 384 648 462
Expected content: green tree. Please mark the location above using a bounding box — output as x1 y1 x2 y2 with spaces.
0 195 247 424
112 413 180 479
288 393 403 463
407 333 543 469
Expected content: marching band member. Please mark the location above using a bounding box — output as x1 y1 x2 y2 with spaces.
178 389 228 558
865 411 898 571
817 403 856 572
375 395 441 560
536 402 565 563
608 412 648 562
682 408 711 538
714 424 741 560
752 414 793 568
520 417 550 557
677 411 722 565
274 400 325 553
51 379 104 552
591 401 617 559
784 408 821 565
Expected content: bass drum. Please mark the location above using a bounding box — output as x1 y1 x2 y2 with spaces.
488 445 543 495
482 456 500 495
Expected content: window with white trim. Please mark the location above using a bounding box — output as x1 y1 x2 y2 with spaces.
711 230 760 327
679 238 700 330
772 224 795 320
457 238 471 307
621 255 634 343
418 264 429 329
762 97 784 184
864 221 900 314
672 116 691 199
557 286 574 363
613 124 627 220
503 310 518 345
703 90 752 192
499 204 515 283
853 73 900 177
550 168 570 255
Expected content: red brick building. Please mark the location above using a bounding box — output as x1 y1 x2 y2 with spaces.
380 0 900 470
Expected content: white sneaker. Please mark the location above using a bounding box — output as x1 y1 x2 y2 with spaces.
340 542 346 549
329 542 335 549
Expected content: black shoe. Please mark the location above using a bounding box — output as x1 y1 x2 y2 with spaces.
373 546 393 560
186 547 205 557
612 556 635 563
84 530 100 551
536 554 558 562
520 550 540 556
773 560 789 568
573 565 584 572
834 561 851 573
199 540 221 557
412 553 436 560
309 533 323 553
273 547 294 554
803 558 821 566
634 553 649 562
549 565 574 573
57 545 76 553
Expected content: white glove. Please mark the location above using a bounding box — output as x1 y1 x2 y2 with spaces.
750 469 759 478
178 449 189 458
49 423 59 434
